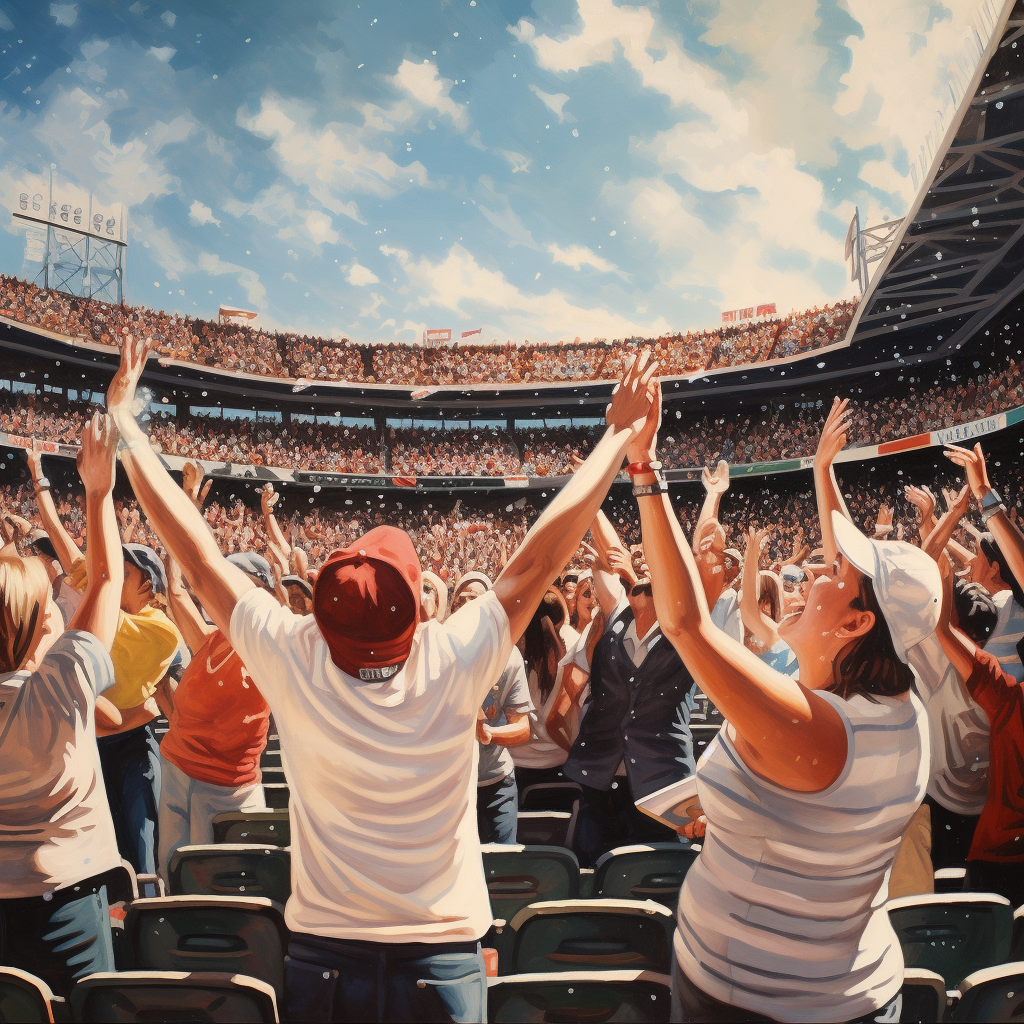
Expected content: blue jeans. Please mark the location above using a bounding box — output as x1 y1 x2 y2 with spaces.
0 875 114 996
477 772 518 844
98 722 161 875
284 933 486 1023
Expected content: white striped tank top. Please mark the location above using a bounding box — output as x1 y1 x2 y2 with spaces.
675 689 928 1023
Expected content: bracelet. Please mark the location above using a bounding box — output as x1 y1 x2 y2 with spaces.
980 488 1004 512
633 479 669 498
982 503 1006 523
34 477 51 491
627 460 662 477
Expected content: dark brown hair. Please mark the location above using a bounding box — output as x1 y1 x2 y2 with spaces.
827 576 914 703
523 592 566 704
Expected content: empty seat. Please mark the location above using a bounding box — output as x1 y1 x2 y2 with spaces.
900 968 950 1024
516 810 573 847
263 784 289 809
953 962 1024 1022
1012 906 1024 962
212 811 291 847
69 970 278 1022
519 782 583 812
690 724 721 761
887 893 1013 988
593 843 699 909
0 967 58 1024
124 896 288 999
488 970 671 1023
168 845 291 904
935 867 968 893
511 900 675 975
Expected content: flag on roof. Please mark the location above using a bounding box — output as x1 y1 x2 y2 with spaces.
461 327 482 338
219 305 257 322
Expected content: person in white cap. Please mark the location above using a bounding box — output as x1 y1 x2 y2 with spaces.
629 392 938 1024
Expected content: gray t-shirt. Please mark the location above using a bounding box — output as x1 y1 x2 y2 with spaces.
478 647 532 785
0 630 120 896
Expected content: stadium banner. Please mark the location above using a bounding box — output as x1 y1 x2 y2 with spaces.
425 329 452 344
932 414 1005 445
722 303 777 323
756 303 777 317
503 475 529 487
876 432 931 456
721 310 737 323
461 328 482 339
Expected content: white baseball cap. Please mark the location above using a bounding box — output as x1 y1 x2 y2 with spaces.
831 510 941 663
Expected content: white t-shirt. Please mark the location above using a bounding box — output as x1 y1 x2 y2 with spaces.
711 588 743 644
908 631 989 815
0 630 120 897
676 690 928 1023
229 586 512 942
987 589 1024 682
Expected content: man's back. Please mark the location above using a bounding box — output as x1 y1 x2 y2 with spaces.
229 587 512 941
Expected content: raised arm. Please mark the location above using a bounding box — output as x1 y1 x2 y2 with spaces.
260 484 290 572
905 485 937 543
925 528 977 685
106 336 254 637
697 459 729 538
629 384 847 793
813 397 853 565
740 526 779 649
66 414 124 651
493 354 657 643
27 444 84 572
946 441 1024 596
164 554 216 654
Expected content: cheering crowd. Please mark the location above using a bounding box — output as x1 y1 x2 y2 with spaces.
0 274 856 386
3 333 1024 1022
0 345 1021 482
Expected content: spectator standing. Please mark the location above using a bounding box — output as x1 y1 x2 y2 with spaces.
0 414 124 995
104 335 657 1024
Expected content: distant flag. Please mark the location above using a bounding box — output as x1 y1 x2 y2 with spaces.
461 327 482 339
219 305 257 323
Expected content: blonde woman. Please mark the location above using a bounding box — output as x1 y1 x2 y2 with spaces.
0 414 124 995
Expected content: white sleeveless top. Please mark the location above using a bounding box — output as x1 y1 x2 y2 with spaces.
675 689 928 1023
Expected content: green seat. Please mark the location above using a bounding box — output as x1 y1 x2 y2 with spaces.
168 844 291 904
519 783 583 812
511 900 675 975
900 968 949 1024
487 969 671 1022
516 811 573 847
482 844 580 974
593 843 699 909
212 811 291 847
887 894 1013 988
0 967 57 1023
70 970 278 1022
953 962 1024 1021
263 784 289 809
124 896 288 999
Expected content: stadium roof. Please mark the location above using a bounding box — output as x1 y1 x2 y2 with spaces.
848 0 1024 358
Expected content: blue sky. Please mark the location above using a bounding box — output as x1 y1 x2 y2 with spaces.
0 0 988 343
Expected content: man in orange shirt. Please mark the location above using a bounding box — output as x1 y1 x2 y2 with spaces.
157 552 274 880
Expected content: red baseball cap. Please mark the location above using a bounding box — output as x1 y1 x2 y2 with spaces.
313 526 422 680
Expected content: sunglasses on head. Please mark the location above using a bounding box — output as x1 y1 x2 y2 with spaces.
631 581 653 598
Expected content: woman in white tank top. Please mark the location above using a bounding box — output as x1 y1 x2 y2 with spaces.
628 395 940 1024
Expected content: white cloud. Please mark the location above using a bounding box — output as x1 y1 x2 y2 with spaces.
496 149 531 173
347 262 379 286
478 197 539 248
547 242 616 273
50 3 77 26
381 242 670 341
160 9 176 27
148 46 176 62
188 200 220 227
239 92 428 214
528 84 573 122
129 212 193 281
197 251 267 307
304 210 338 246
392 60 468 131
359 291 385 318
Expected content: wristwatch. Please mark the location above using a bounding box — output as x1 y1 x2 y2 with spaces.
980 489 1004 512
633 478 669 498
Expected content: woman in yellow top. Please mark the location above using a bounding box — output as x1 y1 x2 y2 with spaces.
27 449 182 874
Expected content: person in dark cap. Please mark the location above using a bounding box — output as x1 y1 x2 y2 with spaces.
157 550 275 880
105 333 658 1024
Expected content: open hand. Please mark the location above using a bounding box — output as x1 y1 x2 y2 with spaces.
905 484 936 523
606 351 658 438
814 397 851 468
702 459 730 496
944 442 992 502
107 333 153 415
76 412 119 496
261 483 279 515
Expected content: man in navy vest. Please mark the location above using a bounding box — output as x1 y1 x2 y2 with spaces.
564 562 697 866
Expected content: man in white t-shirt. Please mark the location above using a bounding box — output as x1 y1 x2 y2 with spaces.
105 334 658 1023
